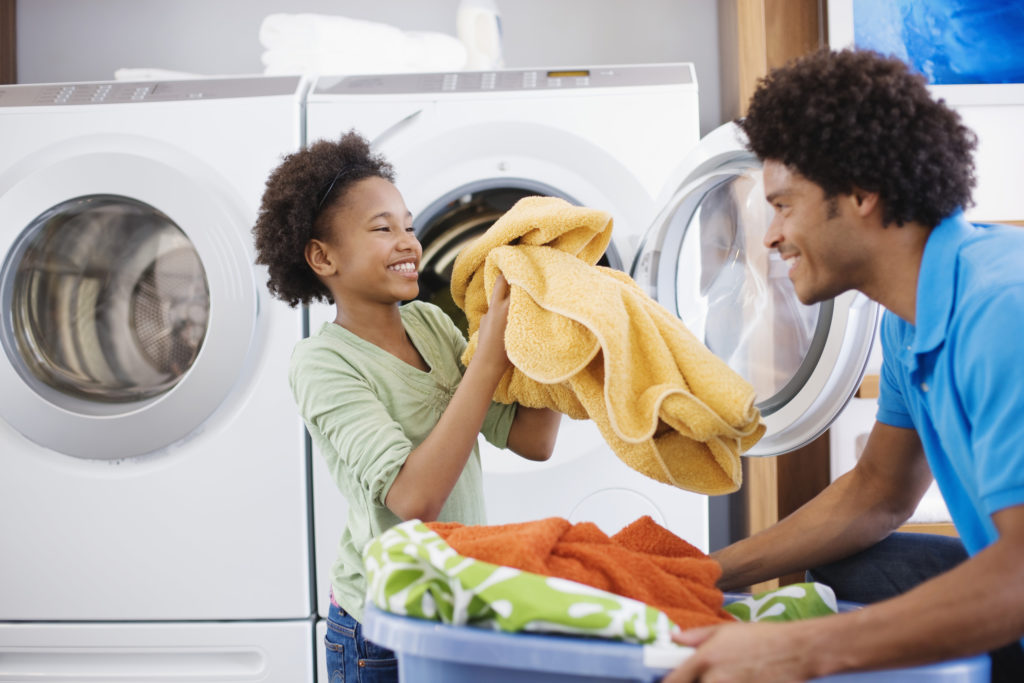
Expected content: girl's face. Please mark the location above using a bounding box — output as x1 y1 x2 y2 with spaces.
323 176 421 305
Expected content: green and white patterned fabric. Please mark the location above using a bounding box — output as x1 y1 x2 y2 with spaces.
363 520 838 646
723 582 838 622
364 519 678 645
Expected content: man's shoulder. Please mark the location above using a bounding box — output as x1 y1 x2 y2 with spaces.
960 223 1024 282
949 226 1024 327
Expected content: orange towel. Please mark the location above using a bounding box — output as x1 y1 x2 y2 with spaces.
426 516 734 630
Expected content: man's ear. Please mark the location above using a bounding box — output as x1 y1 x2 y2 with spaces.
305 239 336 277
851 187 880 218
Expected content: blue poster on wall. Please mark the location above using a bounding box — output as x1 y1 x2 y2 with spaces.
853 0 1024 84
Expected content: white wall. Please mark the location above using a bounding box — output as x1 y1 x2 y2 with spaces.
15 0 723 134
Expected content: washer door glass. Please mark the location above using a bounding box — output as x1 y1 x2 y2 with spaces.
413 179 624 338
10 195 210 403
0 147 258 461
632 161 877 455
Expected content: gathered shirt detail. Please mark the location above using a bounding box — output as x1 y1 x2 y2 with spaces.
290 301 516 622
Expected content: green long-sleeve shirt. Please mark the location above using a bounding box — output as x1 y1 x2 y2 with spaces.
290 301 516 621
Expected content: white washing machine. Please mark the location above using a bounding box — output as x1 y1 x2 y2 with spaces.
0 77 314 680
302 67 880 681
303 64 705 632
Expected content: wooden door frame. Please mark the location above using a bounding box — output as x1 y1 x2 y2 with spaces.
718 0 829 591
1 0 15 84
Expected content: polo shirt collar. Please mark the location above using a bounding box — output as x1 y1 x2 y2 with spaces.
914 210 973 355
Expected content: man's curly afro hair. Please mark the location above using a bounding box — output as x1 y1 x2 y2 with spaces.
253 130 395 307
739 48 977 228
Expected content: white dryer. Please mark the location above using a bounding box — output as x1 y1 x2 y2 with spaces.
303 64 704 627
0 77 314 681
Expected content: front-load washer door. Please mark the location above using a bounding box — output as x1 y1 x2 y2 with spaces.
0 138 257 459
631 125 878 456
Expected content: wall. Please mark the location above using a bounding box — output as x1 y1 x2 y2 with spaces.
15 0 723 134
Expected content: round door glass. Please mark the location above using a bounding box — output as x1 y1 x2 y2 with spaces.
648 169 827 414
8 195 210 403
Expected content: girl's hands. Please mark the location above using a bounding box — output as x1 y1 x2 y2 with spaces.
474 274 512 374
386 275 514 521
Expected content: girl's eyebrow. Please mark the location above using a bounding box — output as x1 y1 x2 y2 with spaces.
367 210 413 222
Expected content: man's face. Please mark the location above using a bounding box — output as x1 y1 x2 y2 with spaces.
762 160 866 305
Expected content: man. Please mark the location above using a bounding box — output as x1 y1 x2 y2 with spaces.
665 48 1024 682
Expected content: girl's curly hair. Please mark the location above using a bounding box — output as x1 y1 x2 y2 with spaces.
739 49 977 228
253 130 395 307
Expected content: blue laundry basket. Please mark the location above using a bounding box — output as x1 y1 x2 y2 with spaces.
361 596 991 682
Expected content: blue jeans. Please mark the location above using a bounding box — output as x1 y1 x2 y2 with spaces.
324 602 398 683
807 532 1022 682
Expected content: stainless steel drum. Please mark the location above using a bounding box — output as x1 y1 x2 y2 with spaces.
8 194 210 403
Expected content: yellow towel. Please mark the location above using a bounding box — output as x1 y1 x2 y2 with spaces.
450 196 765 495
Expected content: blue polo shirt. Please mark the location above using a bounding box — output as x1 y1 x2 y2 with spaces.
877 211 1024 556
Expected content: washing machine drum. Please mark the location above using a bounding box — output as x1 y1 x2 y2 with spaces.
8 195 210 403
417 204 504 336
414 185 622 337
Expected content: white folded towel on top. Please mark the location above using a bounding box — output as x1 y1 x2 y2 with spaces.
258 13 468 75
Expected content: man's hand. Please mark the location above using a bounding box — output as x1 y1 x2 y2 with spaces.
662 620 821 683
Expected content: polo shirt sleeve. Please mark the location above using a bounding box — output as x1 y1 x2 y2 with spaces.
958 285 1024 516
290 341 409 508
876 313 915 429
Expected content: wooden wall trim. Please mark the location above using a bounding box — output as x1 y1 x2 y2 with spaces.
900 522 958 537
0 0 14 84
736 0 768 117
719 0 827 592
764 0 822 69
718 0 768 121
718 0 821 120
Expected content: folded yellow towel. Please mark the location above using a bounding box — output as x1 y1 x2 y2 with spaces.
451 196 765 495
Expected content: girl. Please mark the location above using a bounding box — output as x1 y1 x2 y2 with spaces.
253 131 560 682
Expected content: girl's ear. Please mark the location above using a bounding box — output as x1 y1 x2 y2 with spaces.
305 239 336 277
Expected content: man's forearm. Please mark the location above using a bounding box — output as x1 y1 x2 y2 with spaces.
808 526 1024 675
713 467 906 590
715 422 931 590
